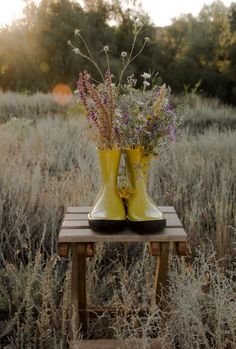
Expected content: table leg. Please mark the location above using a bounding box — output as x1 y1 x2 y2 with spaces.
58 242 69 257
77 243 87 334
154 242 169 310
71 243 80 337
71 242 87 337
175 241 188 256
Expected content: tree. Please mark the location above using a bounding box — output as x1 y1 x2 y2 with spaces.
0 0 235 104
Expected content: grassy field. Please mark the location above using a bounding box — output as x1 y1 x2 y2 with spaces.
0 92 235 348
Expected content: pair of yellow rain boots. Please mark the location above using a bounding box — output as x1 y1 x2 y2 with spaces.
88 148 166 233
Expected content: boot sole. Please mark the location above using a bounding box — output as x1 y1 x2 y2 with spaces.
127 218 166 233
88 219 127 233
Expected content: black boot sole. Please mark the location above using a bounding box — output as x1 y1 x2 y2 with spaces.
88 219 127 233
127 218 166 233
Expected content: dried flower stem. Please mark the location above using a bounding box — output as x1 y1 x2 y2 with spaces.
69 36 104 82
118 23 146 85
154 84 166 116
105 50 110 74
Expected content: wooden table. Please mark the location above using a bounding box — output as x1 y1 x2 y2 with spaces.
58 206 187 337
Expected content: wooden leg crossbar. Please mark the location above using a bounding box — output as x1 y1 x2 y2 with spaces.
58 240 187 335
58 206 188 338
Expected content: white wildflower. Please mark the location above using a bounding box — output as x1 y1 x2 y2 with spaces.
127 74 137 87
121 51 127 58
115 110 123 118
75 29 81 36
144 37 150 43
136 101 145 106
143 81 150 87
137 113 144 121
162 98 169 108
141 72 151 80
103 45 109 52
73 48 80 55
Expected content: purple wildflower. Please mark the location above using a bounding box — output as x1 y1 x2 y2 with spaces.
113 126 120 134
123 113 130 125
168 123 176 143
89 111 98 122
103 96 108 105
166 103 173 112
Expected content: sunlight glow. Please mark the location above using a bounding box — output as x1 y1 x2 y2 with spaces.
0 0 40 26
142 0 234 26
0 0 234 27
0 1 22 25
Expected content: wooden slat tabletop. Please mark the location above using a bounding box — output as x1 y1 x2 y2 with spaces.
59 207 187 243
63 213 181 227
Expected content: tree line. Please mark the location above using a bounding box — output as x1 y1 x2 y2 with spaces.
0 0 236 104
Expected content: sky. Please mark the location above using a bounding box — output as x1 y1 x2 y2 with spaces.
141 0 233 26
0 0 234 27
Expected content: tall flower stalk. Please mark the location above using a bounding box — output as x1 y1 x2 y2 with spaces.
118 24 150 85
77 71 116 149
68 29 104 82
69 24 151 149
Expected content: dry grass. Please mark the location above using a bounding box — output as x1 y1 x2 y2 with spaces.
150 129 236 265
164 253 236 349
0 93 235 348
173 93 236 132
0 92 67 123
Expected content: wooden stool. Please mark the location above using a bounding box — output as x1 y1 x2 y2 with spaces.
58 206 187 338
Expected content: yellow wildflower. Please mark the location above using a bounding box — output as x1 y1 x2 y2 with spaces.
154 83 166 116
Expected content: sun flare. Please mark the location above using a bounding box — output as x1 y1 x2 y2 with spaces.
0 1 23 25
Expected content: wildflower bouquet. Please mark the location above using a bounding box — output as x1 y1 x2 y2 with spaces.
115 78 182 155
69 24 183 233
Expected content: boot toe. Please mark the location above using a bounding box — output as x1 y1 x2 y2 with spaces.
127 217 166 233
88 215 127 233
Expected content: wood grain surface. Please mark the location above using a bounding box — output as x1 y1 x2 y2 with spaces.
58 207 187 243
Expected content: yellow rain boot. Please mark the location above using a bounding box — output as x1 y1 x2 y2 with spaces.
125 147 166 233
88 149 126 232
